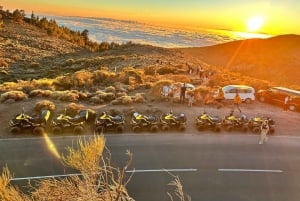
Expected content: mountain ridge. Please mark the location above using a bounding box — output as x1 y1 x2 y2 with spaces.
180 34 300 86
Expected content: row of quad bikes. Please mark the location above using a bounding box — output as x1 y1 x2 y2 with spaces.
8 109 275 135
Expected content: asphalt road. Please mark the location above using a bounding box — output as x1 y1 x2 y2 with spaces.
1 133 300 201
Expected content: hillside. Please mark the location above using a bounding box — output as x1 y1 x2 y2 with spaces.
180 34 300 86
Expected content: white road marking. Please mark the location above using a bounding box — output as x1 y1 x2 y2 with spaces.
218 169 283 173
11 168 197 181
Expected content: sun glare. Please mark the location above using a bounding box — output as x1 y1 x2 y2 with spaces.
247 16 264 32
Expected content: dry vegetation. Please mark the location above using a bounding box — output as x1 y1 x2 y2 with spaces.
0 135 189 201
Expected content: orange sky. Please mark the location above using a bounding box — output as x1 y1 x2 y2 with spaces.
2 0 300 35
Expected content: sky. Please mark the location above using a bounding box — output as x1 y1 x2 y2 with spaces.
2 0 300 35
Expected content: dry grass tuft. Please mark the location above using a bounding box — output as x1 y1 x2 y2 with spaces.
0 90 27 102
0 166 31 201
29 89 53 98
34 100 56 112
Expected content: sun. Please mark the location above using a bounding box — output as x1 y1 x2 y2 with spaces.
247 16 264 32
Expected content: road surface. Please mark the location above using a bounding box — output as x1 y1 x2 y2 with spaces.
1 133 300 201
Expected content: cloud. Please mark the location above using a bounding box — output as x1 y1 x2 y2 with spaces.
46 15 270 48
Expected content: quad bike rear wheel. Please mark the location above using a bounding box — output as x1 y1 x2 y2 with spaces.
162 124 170 131
73 126 84 135
96 126 105 134
150 125 159 133
252 127 260 134
214 126 221 132
115 125 124 133
10 126 21 134
133 126 141 133
33 127 44 135
52 126 62 135
178 125 186 132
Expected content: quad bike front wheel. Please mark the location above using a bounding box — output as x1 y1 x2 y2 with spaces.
33 127 44 135
10 126 21 134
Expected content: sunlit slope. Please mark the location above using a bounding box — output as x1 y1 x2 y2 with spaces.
180 34 300 86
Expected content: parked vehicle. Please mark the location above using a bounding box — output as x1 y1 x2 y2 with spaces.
51 110 89 135
248 116 275 134
9 109 51 135
256 87 300 111
131 112 159 133
160 111 187 132
95 112 125 134
195 112 221 132
222 112 249 132
214 85 255 103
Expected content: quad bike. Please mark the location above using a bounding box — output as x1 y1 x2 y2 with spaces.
248 116 275 134
131 112 159 133
195 112 222 132
9 109 51 135
95 112 125 134
160 111 187 132
222 112 249 132
51 109 89 135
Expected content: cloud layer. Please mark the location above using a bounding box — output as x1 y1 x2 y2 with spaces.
49 15 270 48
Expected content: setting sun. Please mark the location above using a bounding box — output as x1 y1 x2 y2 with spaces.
247 16 264 32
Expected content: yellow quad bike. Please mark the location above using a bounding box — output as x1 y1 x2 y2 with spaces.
51 110 89 135
95 112 125 134
131 112 159 133
160 111 187 132
248 116 275 134
9 109 51 135
195 112 222 132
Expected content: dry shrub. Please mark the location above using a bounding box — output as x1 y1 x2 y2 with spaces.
93 69 117 84
105 86 116 93
0 166 31 201
72 70 93 88
31 136 134 201
53 76 72 90
34 100 56 112
31 79 54 90
94 91 115 102
121 96 133 105
50 90 79 102
29 89 53 97
90 96 104 104
111 99 122 105
116 91 128 98
118 68 144 84
167 175 191 201
78 91 89 100
113 96 133 105
143 65 156 75
0 91 27 102
133 93 146 103
65 103 85 116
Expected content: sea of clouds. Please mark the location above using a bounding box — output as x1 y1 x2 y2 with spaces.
47 15 270 48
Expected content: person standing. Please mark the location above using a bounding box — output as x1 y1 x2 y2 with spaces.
284 95 289 111
188 92 194 107
259 120 269 144
180 83 187 104
233 92 242 113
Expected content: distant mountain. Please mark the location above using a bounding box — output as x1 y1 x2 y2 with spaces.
180 34 300 86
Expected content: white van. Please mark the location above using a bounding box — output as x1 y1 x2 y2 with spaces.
214 85 255 103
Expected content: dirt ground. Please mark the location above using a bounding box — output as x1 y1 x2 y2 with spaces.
1 96 300 139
